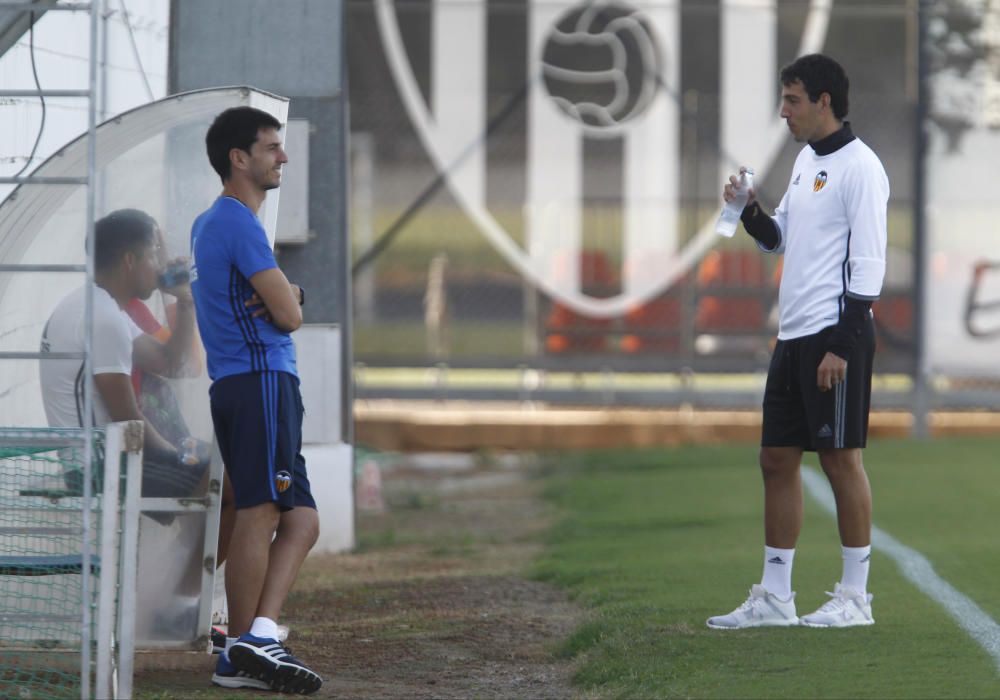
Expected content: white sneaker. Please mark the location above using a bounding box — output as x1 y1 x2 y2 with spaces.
800 583 874 628
706 584 799 629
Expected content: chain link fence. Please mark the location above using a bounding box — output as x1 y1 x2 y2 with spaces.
347 1 998 411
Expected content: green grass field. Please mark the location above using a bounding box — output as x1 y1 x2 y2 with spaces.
535 438 1000 698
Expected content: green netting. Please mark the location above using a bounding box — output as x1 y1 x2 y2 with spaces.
0 428 109 699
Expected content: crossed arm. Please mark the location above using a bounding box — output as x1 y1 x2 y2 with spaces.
246 268 303 332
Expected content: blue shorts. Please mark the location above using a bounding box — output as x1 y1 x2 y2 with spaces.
209 371 316 511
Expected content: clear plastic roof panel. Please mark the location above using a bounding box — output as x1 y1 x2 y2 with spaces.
0 86 289 428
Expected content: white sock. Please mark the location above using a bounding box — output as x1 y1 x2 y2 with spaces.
249 616 279 641
761 546 795 600
841 545 871 594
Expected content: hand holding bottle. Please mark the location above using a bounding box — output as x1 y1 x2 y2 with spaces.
716 167 755 238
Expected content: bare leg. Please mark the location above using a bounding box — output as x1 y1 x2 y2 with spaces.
225 502 280 637
216 474 236 567
256 507 320 623
817 447 871 547
760 446 804 549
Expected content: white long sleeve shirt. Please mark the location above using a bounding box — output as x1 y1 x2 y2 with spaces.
759 132 889 341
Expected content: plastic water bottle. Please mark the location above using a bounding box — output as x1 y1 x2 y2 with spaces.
179 436 199 466
715 167 754 238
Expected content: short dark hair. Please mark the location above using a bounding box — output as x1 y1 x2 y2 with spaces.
205 106 282 183
94 209 157 272
780 53 849 119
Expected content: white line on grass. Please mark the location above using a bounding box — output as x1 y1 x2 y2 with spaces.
801 466 1000 673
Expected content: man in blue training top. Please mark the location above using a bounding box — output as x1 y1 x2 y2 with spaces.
190 106 321 694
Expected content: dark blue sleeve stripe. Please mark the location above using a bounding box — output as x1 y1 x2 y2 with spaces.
242 274 270 373
228 266 267 373
227 267 255 371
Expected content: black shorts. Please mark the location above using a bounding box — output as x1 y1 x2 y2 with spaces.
61 443 207 500
761 319 875 451
141 452 207 498
210 371 316 511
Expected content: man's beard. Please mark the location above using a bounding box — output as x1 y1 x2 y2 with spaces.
258 170 281 191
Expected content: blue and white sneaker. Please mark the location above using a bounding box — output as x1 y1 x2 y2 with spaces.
228 633 322 695
212 623 290 654
212 653 270 690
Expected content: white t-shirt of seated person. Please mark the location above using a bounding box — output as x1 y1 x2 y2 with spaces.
40 285 143 428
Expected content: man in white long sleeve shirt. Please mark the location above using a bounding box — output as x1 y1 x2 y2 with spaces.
707 54 889 630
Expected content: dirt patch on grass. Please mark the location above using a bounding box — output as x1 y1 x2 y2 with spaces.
287 574 577 698
134 453 581 698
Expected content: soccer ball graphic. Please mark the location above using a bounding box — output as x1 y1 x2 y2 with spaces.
541 1 663 133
